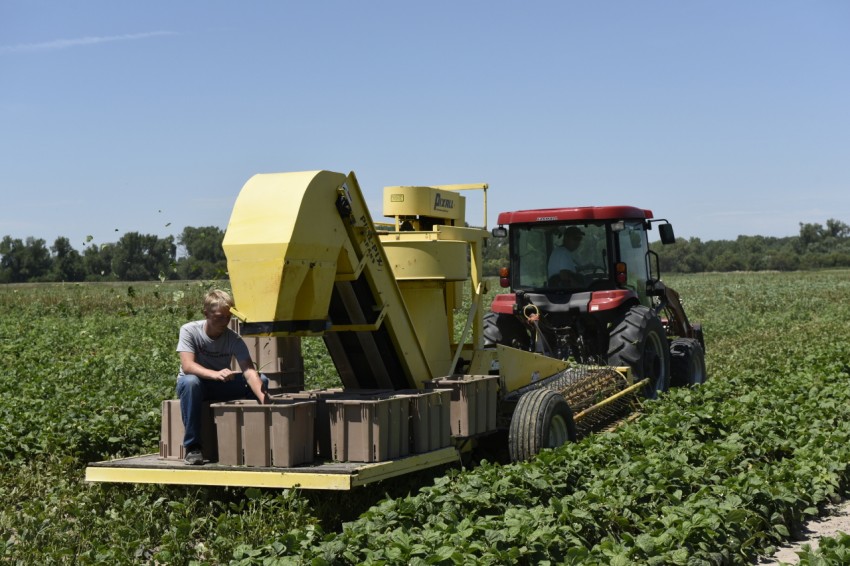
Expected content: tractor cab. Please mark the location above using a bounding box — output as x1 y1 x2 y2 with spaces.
493 206 675 303
488 206 679 367
506 218 657 303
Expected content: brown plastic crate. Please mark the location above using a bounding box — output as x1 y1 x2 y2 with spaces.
211 399 316 467
229 320 305 393
426 375 499 437
393 389 452 453
328 396 409 463
276 389 392 459
159 400 218 461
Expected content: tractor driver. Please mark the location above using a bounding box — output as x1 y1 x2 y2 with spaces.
176 289 269 465
548 226 585 287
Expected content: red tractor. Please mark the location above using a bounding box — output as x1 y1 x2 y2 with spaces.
486 205 706 399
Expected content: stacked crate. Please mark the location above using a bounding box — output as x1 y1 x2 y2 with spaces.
392 389 453 453
159 400 218 461
426 375 500 437
228 319 304 394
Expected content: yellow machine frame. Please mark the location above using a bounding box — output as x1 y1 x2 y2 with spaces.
86 170 643 490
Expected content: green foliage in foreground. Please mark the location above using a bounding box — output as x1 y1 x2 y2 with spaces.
1 271 849 564
791 532 850 565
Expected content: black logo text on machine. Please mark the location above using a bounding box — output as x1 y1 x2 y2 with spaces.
433 193 454 212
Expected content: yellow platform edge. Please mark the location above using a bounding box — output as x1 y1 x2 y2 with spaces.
85 447 460 491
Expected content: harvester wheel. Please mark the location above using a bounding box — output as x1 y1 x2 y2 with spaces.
508 388 576 462
607 305 670 399
670 338 707 387
483 311 530 350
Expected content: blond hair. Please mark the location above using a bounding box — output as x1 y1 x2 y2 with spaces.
203 289 234 314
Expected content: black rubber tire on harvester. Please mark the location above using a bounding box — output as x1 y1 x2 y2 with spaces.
508 388 577 462
607 305 671 400
483 311 531 350
669 338 707 387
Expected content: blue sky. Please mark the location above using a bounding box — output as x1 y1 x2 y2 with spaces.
1 1 848 252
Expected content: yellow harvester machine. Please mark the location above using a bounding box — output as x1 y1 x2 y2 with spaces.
87 169 695 490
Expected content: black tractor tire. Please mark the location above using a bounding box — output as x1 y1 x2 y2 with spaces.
693 323 706 353
508 388 576 462
669 338 707 387
607 305 670 399
483 311 531 350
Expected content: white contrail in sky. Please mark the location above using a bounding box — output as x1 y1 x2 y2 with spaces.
0 31 176 54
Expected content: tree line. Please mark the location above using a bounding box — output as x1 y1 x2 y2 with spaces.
481 219 850 276
0 226 226 283
3 219 849 283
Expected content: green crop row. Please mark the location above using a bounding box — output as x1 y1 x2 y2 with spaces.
792 532 850 565
1 271 849 564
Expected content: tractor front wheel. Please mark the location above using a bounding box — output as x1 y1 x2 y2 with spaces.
670 338 707 387
508 388 576 462
607 305 670 399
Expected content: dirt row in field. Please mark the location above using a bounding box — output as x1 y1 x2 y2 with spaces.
758 499 850 564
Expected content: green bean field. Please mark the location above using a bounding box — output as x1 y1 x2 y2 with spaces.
2 271 850 564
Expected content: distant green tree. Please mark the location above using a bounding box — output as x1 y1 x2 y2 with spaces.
798 219 850 252
0 236 52 282
83 244 116 281
176 226 227 279
49 237 85 282
179 226 225 262
796 219 850 266
657 237 707 274
714 250 746 272
112 232 176 281
825 218 850 239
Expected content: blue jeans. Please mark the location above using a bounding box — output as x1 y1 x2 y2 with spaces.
176 373 269 450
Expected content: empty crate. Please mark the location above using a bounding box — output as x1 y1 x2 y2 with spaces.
211 398 315 467
275 389 392 460
328 395 409 463
160 399 219 461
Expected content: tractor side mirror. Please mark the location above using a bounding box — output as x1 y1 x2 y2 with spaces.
659 223 675 245
492 226 507 238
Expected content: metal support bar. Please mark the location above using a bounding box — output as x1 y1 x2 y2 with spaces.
447 281 482 376
327 305 388 332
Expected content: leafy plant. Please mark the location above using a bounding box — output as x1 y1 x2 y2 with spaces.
2 271 850 564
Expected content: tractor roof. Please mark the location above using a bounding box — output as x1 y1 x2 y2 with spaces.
496 206 653 225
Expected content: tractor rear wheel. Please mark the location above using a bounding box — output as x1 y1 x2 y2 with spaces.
508 388 576 462
607 305 670 399
670 338 707 387
483 311 530 350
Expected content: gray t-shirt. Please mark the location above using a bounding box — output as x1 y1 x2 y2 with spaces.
176 320 251 377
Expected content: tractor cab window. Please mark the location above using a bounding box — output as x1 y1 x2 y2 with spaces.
514 227 549 288
513 223 610 290
616 220 650 304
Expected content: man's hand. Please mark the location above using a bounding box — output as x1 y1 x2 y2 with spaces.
240 366 268 404
211 368 236 382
